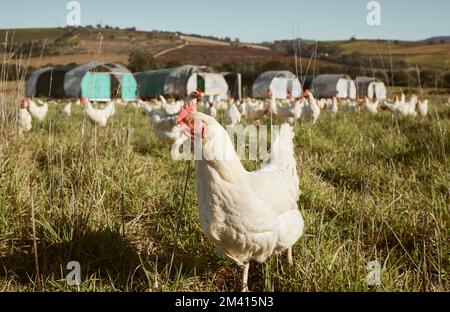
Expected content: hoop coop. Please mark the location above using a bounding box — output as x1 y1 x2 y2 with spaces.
355 76 387 100
252 71 302 99
26 61 138 101
135 65 229 99
310 74 357 99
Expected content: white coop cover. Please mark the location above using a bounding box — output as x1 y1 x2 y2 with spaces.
270 77 289 99
253 71 302 99
136 65 227 98
165 65 202 96
336 78 349 98
312 74 355 99
197 73 229 99
355 77 387 100
374 82 387 100
349 80 357 99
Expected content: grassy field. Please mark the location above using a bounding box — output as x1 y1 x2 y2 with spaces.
0 96 449 292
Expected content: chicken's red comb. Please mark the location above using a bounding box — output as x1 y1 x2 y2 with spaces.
192 88 203 98
177 102 197 124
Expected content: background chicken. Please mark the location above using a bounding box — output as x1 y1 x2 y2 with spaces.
362 97 379 115
61 102 72 117
383 95 418 118
27 98 48 121
268 96 301 125
303 90 321 124
417 99 429 117
177 105 305 291
204 101 217 120
17 100 32 134
83 97 115 127
160 95 183 115
226 98 241 127
347 100 360 112
328 96 339 114
244 100 269 124
148 109 190 160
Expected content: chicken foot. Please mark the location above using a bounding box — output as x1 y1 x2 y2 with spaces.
242 263 250 292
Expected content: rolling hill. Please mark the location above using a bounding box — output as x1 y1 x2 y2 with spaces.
0 27 449 78
0 27 283 69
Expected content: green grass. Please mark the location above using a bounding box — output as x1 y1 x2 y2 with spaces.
0 99 449 292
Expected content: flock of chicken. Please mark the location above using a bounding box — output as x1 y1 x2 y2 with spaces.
142 91 435 154
13 90 445 291
16 90 436 137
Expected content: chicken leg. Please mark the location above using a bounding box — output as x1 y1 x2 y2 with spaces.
242 263 250 292
287 247 293 266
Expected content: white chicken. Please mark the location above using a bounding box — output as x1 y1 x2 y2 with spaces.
383 95 418 118
161 95 183 115
328 97 338 114
61 102 72 117
226 99 241 127
82 98 115 127
303 90 321 124
148 110 190 159
177 105 305 291
417 99 429 117
204 102 218 120
245 100 269 124
268 96 301 125
138 98 162 113
317 98 327 110
27 98 48 121
347 100 360 113
17 100 32 135
238 99 248 118
362 97 379 115
148 111 179 142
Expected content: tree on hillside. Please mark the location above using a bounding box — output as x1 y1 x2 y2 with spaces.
128 52 162 72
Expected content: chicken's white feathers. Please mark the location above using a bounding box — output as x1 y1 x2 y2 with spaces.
227 102 241 126
28 99 48 121
192 113 304 266
61 102 72 116
417 99 428 117
84 101 115 127
17 108 32 134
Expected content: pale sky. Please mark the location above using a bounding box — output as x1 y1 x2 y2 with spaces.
0 0 449 42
